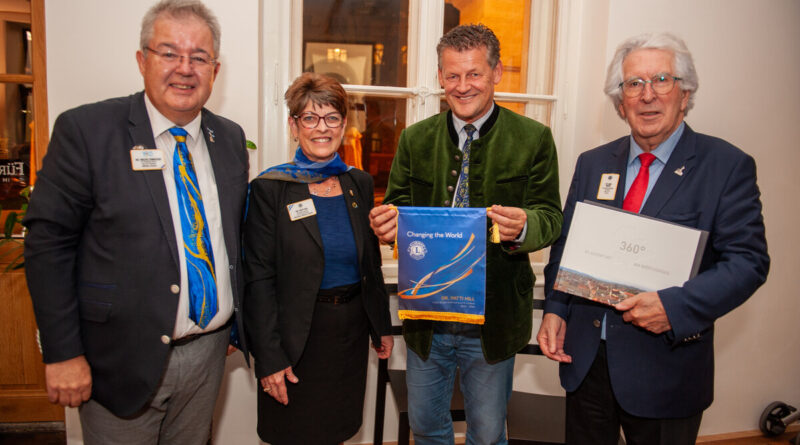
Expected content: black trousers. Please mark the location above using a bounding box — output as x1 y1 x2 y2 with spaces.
565 342 703 445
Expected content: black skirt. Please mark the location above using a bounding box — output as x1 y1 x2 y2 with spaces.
256 293 369 445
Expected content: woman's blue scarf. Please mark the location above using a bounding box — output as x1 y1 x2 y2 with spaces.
257 147 351 183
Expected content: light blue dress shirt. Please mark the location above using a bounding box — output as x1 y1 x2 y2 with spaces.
623 122 686 203
601 121 685 339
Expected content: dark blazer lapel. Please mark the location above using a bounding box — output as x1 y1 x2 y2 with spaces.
287 182 324 250
339 172 365 265
641 124 697 216
128 92 179 268
201 111 238 263
610 137 631 208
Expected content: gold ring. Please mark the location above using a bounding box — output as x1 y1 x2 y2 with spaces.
263 386 272 392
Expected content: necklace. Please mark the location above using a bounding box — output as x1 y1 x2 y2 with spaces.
310 177 338 197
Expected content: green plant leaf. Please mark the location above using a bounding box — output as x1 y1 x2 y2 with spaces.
5 251 24 271
4 212 18 238
0 185 32 269
0 238 22 259
246 140 257 150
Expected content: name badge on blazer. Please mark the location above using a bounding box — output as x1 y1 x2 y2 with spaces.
287 198 317 221
597 173 619 200
130 145 166 171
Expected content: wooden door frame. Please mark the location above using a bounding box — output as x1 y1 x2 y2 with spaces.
0 0 60 423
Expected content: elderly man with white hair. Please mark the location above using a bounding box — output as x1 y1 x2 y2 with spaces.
537 33 769 445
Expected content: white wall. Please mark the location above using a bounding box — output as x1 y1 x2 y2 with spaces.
44 0 800 443
45 0 261 175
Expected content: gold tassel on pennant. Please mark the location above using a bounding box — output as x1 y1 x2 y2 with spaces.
390 205 399 259
486 207 500 243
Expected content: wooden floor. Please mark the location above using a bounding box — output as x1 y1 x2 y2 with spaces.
0 428 796 444
706 433 797 444
697 427 800 445
450 429 800 445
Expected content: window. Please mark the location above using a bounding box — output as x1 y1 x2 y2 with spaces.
0 0 47 224
298 0 559 204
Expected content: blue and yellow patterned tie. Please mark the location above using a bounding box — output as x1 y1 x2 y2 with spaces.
169 127 217 328
454 124 477 207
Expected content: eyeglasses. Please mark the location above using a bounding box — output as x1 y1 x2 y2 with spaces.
293 112 344 129
619 73 682 97
143 47 216 68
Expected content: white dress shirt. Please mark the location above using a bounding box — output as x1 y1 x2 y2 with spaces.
144 95 233 338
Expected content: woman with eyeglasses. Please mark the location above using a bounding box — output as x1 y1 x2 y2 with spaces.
243 72 393 445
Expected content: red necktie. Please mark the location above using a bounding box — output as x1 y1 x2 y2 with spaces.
622 152 656 213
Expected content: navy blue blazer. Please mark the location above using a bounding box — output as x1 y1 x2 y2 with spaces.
544 124 769 418
24 92 250 417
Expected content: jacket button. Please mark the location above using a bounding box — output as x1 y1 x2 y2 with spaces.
593 319 601 328
161 335 171 345
443 199 451 206
170 284 180 294
450 170 458 177
447 185 454 192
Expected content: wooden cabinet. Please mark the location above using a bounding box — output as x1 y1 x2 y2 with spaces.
0 265 63 422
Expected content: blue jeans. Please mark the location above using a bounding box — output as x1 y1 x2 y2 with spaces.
406 323 515 445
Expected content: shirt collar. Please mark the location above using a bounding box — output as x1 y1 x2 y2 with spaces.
627 121 685 166
143 93 203 142
451 102 495 136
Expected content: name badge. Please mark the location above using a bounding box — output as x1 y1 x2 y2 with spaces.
287 199 317 221
596 173 619 200
130 147 166 171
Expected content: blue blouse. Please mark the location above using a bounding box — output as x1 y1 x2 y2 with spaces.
311 194 360 289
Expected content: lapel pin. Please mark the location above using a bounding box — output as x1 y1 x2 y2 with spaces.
352 202 358 208
674 166 685 176
207 128 215 143
349 189 354 196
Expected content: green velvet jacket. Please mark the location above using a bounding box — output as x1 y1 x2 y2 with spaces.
384 105 563 363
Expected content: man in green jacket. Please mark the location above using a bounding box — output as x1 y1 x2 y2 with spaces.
369 24 562 445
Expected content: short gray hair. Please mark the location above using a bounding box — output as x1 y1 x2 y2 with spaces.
437 23 501 69
604 33 698 116
140 0 221 57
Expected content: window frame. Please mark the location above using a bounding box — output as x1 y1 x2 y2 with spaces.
334 1 561 129
257 0 576 272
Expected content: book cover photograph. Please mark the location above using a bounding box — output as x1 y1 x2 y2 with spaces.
553 201 708 305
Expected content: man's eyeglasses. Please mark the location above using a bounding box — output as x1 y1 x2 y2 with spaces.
143 47 216 68
619 73 682 97
293 112 344 129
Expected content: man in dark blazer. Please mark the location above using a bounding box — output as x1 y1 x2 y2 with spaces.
23 1 248 443
537 33 769 445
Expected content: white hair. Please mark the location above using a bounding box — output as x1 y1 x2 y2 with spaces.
604 33 698 117
140 0 221 57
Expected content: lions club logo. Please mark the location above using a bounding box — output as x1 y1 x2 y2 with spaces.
407 241 427 260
